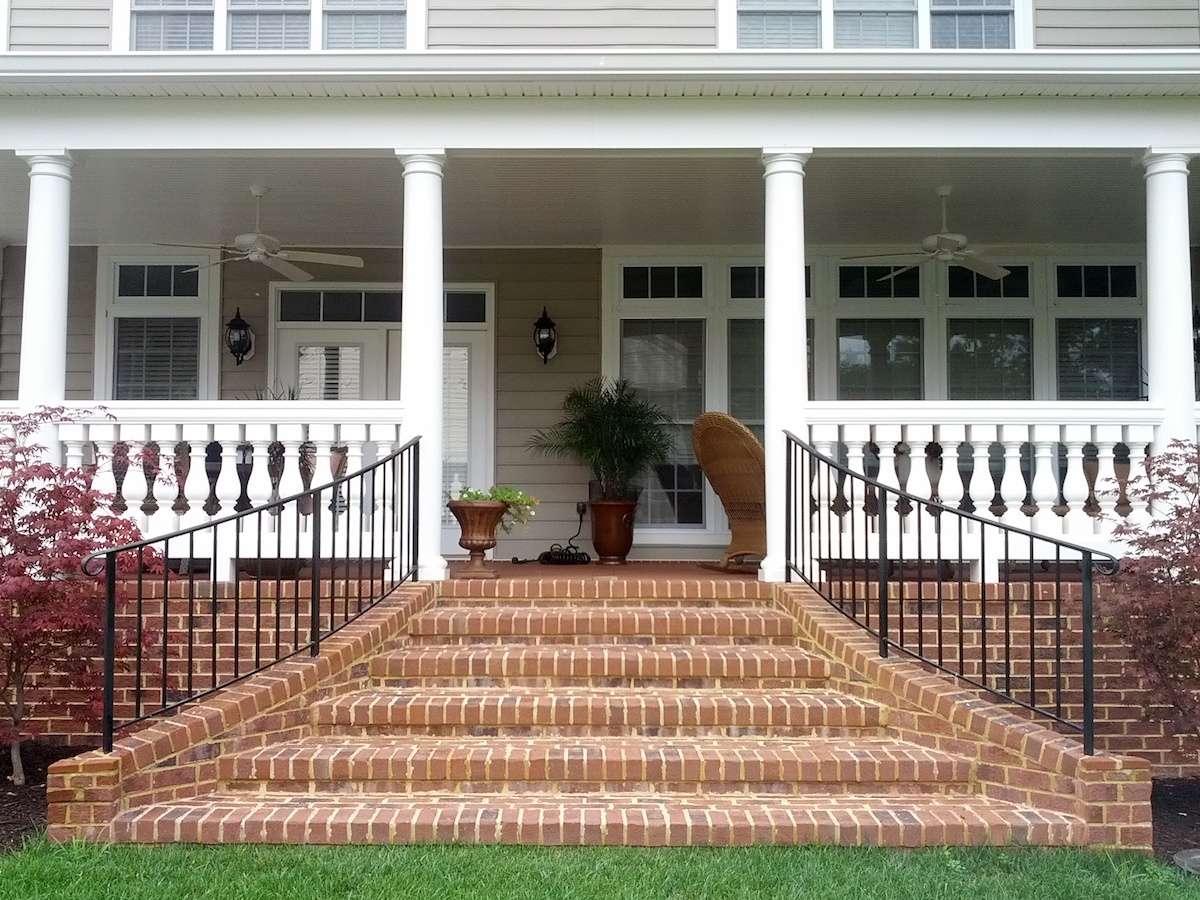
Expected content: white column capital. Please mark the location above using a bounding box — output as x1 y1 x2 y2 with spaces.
1143 150 1191 179
396 150 446 177
16 150 73 179
762 148 812 177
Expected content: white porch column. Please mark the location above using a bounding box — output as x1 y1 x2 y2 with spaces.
759 148 811 584
397 150 448 582
15 150 72 405
1143 150 1195 449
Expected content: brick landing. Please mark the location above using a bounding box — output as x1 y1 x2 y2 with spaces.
49 569 1152 849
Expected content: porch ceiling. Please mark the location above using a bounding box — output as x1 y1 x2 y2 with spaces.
0 152 1176 248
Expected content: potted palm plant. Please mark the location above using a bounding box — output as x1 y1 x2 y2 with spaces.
529 377 673 565
447 485 538 579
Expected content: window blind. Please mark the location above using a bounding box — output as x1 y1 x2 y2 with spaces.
834 0 916 47
324 0 406 48
229 0 310 49
113 317 201 401
930 0 1013 48
737 0 820 48
1056 318 1143 401
131 0 214 50
297 345 363 401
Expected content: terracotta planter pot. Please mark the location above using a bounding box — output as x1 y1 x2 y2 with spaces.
589 499 638 565
447 499 507 579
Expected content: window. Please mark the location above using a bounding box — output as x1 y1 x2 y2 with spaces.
946 318 1032 400
729 265 812 299
728 318 814 440
947 264 1029 299
620 319 706 526
834 0 916 47
737 0 820 47
1056 318 1143 401
622 265 704 300
1055 264 1138 299
296 345 363 400
279 288 486 324
131 0 214 50
117 263 201 299
930 0 1013 48
838 264 920 299
113 318 201 400
837 318 923 400
325 0 406 48
229 0 310 49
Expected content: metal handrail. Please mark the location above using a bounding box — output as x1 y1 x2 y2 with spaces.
783 429 1116 754
89 436 421 752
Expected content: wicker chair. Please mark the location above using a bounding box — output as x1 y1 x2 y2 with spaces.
692 412 766 570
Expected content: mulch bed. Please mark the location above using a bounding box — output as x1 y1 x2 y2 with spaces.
1 744 1199 861
0 741 92 853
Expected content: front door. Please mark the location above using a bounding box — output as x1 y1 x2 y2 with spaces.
276 324 494 556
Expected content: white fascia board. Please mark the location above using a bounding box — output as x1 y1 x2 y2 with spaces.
1 49 1200 97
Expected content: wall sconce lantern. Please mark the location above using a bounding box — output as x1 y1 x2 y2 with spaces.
533 306 558 364
224 307 255 366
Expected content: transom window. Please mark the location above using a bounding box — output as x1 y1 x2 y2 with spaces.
621 265 704 300
737 0 821 47
947 264 1029 299
278 289 486 324
117 264 201 299
131 0 214 50
834 0 917 47
930 0 1013 48
1055 264 1138 299
324 0 406 47
838 265 920 299
729 265 812 299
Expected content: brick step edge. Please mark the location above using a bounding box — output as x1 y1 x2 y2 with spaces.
409 608 796 638
439 578 774 602
109 793 1086 847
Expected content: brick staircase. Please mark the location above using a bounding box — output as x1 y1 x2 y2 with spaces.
101 574 1097 847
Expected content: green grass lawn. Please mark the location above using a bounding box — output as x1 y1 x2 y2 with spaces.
1 839 1197 900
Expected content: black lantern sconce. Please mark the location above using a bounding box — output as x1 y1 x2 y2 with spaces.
533 306 558 364
224 307 256 366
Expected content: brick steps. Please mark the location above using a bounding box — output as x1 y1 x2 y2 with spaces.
408 607 796 646
109 792 1086 847
369 644 831 688
313 687 886 736
220 736 972 795
433 596 768 609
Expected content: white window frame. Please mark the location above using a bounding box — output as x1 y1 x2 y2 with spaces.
227 0 311 50
94 246 223 401
717 0 1032 48
322 0 406 49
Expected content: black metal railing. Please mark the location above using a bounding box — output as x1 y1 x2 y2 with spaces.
784 430 1117 754
87 437 420 752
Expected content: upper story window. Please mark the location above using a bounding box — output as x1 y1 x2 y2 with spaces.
324 0 406 47
229 0 310 49
834 0 916 48
737 0 820 48
131 0 214 50
930 0 1013 48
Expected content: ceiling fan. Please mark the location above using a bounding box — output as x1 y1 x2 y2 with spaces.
159 184 365 282
842 185 1010 282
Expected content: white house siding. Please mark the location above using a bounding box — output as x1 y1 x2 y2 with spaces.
0 246 96 401
8 0 112 50
1034 0 1200 47
426 0 717 48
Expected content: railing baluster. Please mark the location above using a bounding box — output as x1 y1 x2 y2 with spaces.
101 552 117 753
310 486 323 657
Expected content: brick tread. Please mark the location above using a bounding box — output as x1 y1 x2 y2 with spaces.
410 607 796 639
221 736 971 787
315 687 884 730
110 792 1085 846
369 644 829 681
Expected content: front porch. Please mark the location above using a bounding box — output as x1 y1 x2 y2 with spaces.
0 149 1193 574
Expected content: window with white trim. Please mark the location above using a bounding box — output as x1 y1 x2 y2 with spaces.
930 0 1013 48
229 0 310 49
947 264 1029 299
324 0 406 47
737 0 821 48
1055 318 1143 401
946 317 1032 400
838 264 920 299
131 0 214 50
833 0 916 47
837 318 924 400
1055 264 1138 299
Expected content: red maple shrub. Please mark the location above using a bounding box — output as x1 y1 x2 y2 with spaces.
1105 439 1200 743
0 408 146 785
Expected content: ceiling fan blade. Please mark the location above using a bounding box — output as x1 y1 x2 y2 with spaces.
262 256 314 282
154 242 233 251
278 250 365 268
840 252 926 263
179 254 251 274
955 253 1011 281
876 263 922 282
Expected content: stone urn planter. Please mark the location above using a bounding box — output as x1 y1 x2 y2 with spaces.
447 499 508 579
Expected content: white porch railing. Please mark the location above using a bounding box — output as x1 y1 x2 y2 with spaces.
47 401 404 541
803 401 1161 551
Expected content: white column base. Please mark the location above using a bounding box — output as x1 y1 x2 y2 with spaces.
757 555 787 584
418 558 450 582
